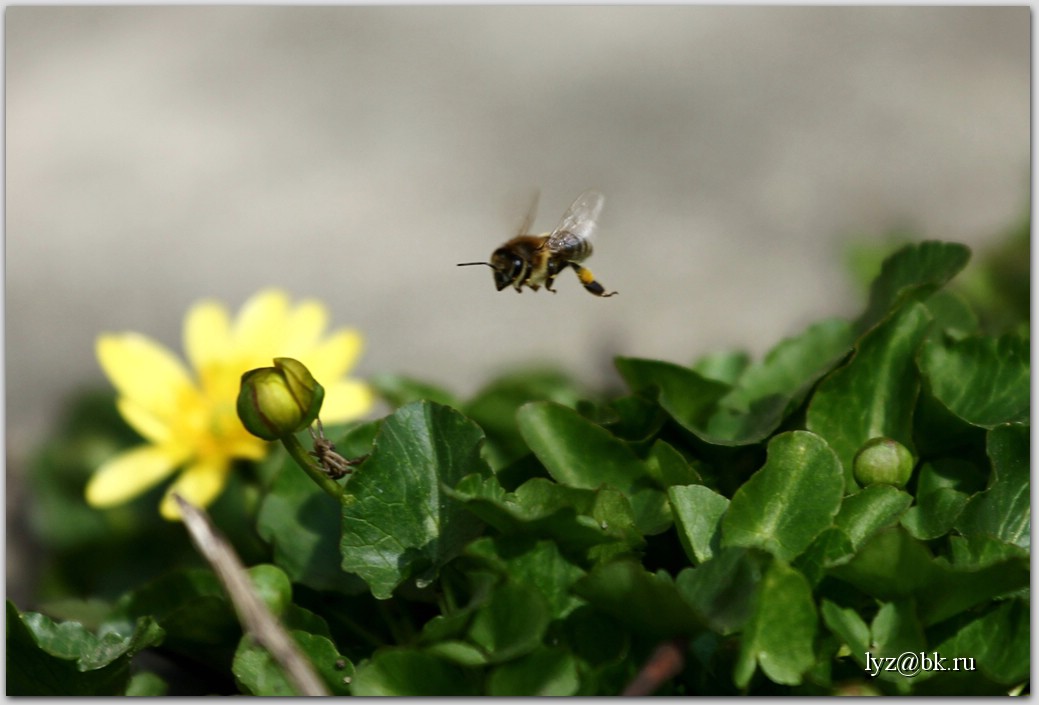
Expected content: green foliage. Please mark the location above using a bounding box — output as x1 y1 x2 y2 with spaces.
339 402 490 599
13 233 1030 695
7 601 165 695
733 560 817 687
807 301 932 487
919 333 1029 428
721 431 844 561
233 628 353 696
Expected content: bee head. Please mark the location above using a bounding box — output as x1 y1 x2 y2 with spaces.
457 249 526 291
489 248 525 291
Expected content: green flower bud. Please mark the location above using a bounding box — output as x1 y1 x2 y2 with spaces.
853 437 915 488
237 357 325 440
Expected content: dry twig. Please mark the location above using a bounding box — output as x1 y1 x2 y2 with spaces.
621 638 686 696
173 493 329 696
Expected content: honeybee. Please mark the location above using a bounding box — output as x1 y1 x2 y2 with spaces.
457 190 617 297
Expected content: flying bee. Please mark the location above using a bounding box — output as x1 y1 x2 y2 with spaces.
458 190 617 297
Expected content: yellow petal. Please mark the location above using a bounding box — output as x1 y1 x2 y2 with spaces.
116 398 172 444
224 434 270 461
85 445 185 508
184 299 232 372
320 379 375 423
304 329 364 382
97 333 196 416
159 458 229 520
280 300 329 356
232 289 290 358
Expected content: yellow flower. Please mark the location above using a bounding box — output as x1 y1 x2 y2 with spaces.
85 289 374 520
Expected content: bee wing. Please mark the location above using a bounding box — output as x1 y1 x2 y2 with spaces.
546 190 605 248
515 189 541 237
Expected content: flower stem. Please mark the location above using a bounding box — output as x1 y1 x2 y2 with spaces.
281 433 344 501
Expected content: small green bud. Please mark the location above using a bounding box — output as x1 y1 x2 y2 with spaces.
853 437 915 488
237 357 325 440
247 564 292 617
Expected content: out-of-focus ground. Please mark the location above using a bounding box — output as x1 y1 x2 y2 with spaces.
6 7 1029 605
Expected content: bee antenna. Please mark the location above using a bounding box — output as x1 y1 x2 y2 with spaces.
456 261 494 268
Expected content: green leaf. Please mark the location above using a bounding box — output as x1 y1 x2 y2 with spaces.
615 356 731 436
559 605 630 668
594 393 669 443
232 645 297 695
351 649 479 695
113 568 240 662
918 333 1029 428
922 288 980 335
701 395 792 447
709 318 854 443
517 401 646 490
820 599 870 662
807 301 932 486
369 372 459 408
256 462 354 593
281 603 334 639
339 402 490 599
487 646 580 696
915 458 987 497
856 240 970 331
423 640 489 666
676 547 767 635
463 367 585 468
416 572 494 647
721 431 844 562
960 216 1030 330
828 527 1029 625
449 475 642 552
793 527 855 586
257 423 376 592
865 603 955 693
645 440 702 488
31 597 112 633
900 487 969 540
869 600 927 683
517 401 669 534
623 333 853 446
245 564 292 618
834 484 913 549
733 561 817 687
574 560 702 639
124 671 168 696
931 599 1029 685
911 386 988 458
467 578 551 663
827 527 936 601
668 484 729 564
7 601 165 696
232 630 353 695
692 349 751 385
466 536 585 620
955 423 1030 548
947 533 1029 569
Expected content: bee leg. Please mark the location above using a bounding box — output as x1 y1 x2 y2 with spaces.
544 260 562 293
570 263 617 297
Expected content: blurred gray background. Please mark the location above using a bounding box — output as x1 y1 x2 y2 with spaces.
6 7 1029 485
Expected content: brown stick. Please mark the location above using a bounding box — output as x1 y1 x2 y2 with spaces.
621 638 686 696
173 493 329 696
